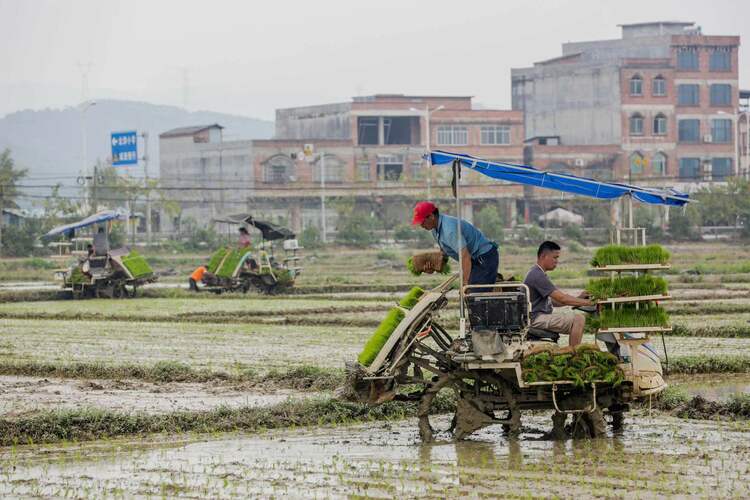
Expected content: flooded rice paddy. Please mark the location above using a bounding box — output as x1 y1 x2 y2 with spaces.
2 415 749 498
1 243 749 497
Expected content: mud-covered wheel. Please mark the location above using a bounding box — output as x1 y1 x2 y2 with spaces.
609 410 625 431
572 409 607 438
417 376 453 443
550 411 567 440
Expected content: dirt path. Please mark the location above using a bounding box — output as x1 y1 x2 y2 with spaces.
0 375 316 417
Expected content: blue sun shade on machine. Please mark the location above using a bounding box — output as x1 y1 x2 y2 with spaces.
428 150 689 207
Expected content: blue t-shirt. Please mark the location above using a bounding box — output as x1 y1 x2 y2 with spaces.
431 214 495 261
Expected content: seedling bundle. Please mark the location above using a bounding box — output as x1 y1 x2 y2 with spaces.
406 251 451 276
522 344 624 387
358 286 425 366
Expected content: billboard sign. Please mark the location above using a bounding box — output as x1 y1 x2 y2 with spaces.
111 131 138 166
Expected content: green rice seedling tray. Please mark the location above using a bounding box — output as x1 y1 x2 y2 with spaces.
590 244 670 267
586 275 668 301
358 287 426 367
207 247 230 274
120 251 154 279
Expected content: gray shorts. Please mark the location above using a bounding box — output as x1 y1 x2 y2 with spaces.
531 312 577 335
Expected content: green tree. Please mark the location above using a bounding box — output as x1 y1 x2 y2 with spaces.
299 225 322 249
474 204 505 243
0 149 29 255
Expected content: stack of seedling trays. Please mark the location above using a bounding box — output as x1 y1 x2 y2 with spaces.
587 245 672 372
587 244 672 336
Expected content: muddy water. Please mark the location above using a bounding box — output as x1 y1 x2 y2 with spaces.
0 376 315 417
2 414 748 498
670 373 750 401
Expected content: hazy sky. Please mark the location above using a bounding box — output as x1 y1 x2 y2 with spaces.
1 0 748 120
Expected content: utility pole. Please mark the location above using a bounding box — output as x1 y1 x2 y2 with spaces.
92 163 99 213
142 131 151 246
320 152 327 243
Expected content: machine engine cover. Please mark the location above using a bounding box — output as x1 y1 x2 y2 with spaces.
466 291 528 333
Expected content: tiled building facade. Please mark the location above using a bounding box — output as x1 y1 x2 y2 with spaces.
512 21 743 185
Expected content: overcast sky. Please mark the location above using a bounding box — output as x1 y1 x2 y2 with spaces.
1 0 748 120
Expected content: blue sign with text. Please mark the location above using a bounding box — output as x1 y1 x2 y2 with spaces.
111 131 138 166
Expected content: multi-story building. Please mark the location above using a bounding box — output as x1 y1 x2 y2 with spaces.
512 21 742 184
249 94 525 233
159 124 253 232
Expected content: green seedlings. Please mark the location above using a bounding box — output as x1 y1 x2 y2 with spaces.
405 257 451 276
120 250 154 278
357 287 426 366
398 287 425 309
586 275 668 301
590 244 670 267
588 304 669 330
357 308 405 367
207 247 229 274
521 344 623 387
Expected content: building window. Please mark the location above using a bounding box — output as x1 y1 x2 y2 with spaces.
436 125 468 146
711 119 732 143
480 125 510 145
629 153 644 175
653 114 668 135
356 161 370 182
264 155 295 184
677 47 699 71
711 158 733 179
376 154 403 181
629 75 643 96
652 76 666 96
652 153 667 176
410 160 425 180
629 113 644 135
679 158 701 179
312 155 344 183
710 84 732 106
677 84 700 106
678 119 700 143
709 47 731 71
357 117 379 145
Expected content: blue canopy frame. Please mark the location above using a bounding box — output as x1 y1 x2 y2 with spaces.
426 150 689 336
428 150 690 207
42 209 129 240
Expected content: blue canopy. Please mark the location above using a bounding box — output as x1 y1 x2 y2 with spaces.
43 209 129 240
429 150 689 207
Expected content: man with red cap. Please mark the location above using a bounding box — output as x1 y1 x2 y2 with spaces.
412 201 499 287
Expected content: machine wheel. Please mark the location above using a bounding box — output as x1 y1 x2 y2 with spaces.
550 411 567 440
609 411 625 432
417 375 453 443
571 408 607 439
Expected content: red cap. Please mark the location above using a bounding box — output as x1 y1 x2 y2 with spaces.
412 201 437 225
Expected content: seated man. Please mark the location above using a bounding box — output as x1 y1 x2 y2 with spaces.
524 241 593 346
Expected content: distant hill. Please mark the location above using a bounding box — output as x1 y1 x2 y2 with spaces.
0 99 274 180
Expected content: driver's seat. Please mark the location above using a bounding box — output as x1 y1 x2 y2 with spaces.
526 327 560 343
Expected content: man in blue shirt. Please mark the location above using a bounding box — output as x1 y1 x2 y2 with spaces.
412 201 499 287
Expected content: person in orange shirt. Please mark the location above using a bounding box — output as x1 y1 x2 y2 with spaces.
189 264 207 292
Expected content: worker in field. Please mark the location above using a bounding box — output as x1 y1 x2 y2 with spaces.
524 241 593 346
189 264 207 292
412 201 499 287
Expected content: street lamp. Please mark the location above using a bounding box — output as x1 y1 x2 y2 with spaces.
411 105 445 200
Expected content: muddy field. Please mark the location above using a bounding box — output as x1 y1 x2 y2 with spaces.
2 415 749 498
1 242 749 497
